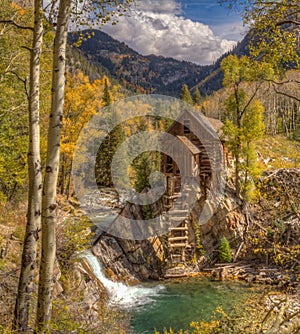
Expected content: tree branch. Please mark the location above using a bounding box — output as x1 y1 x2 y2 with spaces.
260 296 288 333
0 102 26 120
10 71 29 99
241 83 261 117
280 309 300 327
0 20 33 31
253 1 299 9
275 20 300 27
0 52 21 79
272 84 300 102
47 0 59 27
267 79 300 85
21 45 32 52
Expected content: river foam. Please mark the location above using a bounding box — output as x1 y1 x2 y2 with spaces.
84 250 164 309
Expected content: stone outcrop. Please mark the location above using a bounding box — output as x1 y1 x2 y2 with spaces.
88 170 300 285
196 193 245 258
92 234 164 283
90 186 246 280
88 188 166 282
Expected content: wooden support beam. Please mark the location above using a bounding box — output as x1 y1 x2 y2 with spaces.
169 243 187 247
169 236 188 242
168 226 188 231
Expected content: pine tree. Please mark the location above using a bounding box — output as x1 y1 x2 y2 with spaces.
193 88 202 106
102 76 112 106
95 110 124 187
219 236 232 263
133 152 152 192
180 84 193 105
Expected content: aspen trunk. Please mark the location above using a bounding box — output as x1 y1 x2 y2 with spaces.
13 1 43 331
35 0 71 331
243 142 250 197
235 147 241 198
235 101 242 199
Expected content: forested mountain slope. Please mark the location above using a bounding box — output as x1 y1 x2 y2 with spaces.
68 30 250 96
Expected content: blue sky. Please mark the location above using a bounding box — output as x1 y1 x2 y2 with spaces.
102 0 245 65
181 0 243 40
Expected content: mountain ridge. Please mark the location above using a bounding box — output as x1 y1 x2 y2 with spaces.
68 29 249 96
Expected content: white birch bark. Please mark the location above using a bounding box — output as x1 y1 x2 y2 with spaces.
13 1 43 331
36 0 71 331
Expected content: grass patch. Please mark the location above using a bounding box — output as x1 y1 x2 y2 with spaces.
255 135 300 169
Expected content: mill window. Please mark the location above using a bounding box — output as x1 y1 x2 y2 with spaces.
183 119 190 134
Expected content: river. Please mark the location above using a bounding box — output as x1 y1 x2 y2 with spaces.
84 251 259 334
130 278 259 333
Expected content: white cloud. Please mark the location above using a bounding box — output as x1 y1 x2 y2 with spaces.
134 0 182 14
212 22 246 41
101 0 237 65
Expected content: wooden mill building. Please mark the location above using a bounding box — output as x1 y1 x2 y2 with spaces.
160 109 225 266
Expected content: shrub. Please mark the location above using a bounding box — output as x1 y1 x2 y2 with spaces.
219 236 232 263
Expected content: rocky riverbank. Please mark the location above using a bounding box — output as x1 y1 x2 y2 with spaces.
45 169 299 331
66 170 299 288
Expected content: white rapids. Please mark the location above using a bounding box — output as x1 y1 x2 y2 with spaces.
84 251 165 309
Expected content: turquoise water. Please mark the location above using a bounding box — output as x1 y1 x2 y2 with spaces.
84 252 258 334
130 278 257 334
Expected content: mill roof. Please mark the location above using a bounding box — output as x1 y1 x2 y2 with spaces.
177 136 201 155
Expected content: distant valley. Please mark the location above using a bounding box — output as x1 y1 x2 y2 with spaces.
68 30 249 97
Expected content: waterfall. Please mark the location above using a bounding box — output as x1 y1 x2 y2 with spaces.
84 250 164 309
